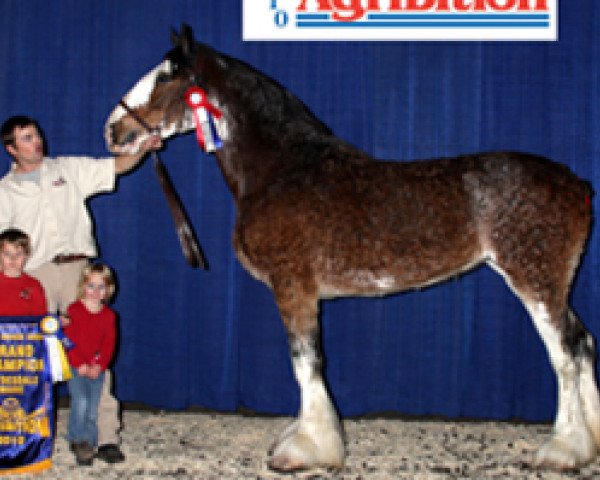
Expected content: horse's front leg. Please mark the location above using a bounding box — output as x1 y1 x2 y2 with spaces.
268 282 345 472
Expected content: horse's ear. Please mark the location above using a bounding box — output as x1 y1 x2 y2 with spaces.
170 27 180 47
170 24 195 50
179 23 195 58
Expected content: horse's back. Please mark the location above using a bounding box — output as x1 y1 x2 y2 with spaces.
234 150 591 296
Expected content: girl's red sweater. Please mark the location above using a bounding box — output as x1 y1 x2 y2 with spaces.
64 300 116 371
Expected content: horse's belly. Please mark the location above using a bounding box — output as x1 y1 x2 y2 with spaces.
316 247 482 299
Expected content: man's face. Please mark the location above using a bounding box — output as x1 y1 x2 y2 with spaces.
6 124 44 173
0 243 28 278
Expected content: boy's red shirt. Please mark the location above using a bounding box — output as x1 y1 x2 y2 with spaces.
0 272 47 315
64 300 116 371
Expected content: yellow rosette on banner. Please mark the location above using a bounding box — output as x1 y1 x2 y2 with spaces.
40 316 72 383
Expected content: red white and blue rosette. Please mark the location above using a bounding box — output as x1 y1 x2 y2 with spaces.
184 86 223 153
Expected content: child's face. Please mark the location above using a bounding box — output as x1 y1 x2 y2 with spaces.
83 272 108 303
0 243 28 278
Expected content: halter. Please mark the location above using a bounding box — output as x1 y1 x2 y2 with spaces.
118 100 159 135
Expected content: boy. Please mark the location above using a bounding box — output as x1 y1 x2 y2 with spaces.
0 228 47 315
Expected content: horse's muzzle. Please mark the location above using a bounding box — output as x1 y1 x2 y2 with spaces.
121 129 140 146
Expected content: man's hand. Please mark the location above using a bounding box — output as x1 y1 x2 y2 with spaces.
59 314 71 327
141 135 163 152
114 134 162 175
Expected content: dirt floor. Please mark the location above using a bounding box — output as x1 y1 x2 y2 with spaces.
6 407 600 479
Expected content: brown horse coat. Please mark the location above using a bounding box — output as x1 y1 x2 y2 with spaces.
105 25 599 472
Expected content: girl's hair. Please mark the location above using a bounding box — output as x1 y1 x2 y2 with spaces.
0 228 31 255
77 263 116 301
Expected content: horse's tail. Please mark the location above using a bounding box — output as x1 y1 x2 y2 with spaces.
581 179 594 211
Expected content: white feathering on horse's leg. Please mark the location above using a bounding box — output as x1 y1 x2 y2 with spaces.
269 382 344 471
579 348 600 448
527 303 597 469
534 376 597 471
269 341 344 471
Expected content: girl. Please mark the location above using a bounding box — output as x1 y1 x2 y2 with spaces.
64 263 116 466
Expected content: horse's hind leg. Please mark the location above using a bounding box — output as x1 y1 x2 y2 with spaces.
522 301 600 469
268 278 344 472
575 309 600 450
481 174 598 469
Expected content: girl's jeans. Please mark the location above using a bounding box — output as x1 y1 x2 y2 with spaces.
67 368 105 445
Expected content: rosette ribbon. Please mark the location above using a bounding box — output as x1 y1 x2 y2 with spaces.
184 86 223 153
40 316 72 383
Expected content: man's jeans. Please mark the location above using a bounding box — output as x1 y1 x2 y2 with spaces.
68 368 105 445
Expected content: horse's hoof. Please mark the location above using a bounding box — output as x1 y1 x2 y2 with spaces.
534 435 596 471
268 429 344 473
268 454 308 472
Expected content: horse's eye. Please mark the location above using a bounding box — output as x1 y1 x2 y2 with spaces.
156 72 172 84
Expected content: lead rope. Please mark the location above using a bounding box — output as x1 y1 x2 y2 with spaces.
118 100 206 269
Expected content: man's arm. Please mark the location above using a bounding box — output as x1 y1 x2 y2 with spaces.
114 135 162 175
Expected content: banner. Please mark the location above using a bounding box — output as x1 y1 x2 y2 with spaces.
0 316 69 475
243 0 558 41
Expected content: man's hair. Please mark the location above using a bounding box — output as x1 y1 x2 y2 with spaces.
0 228 31 255
77 263 117 302
1 115 39 148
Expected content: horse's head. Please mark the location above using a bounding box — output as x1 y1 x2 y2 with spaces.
105 24 224 154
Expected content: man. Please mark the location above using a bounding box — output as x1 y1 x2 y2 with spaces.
0 115 161 463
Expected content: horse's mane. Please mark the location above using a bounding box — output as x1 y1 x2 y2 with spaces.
215 49 377 170
170 40 368 169
221 53 332 136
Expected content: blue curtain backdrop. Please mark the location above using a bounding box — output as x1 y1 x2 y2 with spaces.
0 1 599 422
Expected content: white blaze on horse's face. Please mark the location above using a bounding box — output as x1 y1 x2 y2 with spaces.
105 59 194 154
126 61 169 109
105 62 164 124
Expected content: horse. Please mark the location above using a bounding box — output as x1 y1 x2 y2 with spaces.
105 24 600 472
